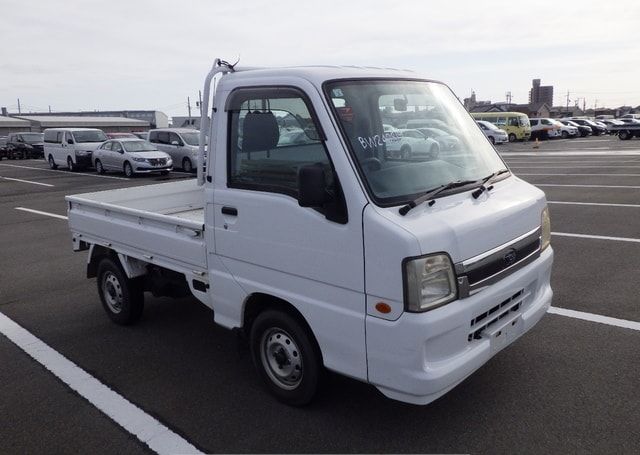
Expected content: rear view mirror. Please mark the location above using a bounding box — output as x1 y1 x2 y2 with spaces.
394 98 408 112
298 164 331 207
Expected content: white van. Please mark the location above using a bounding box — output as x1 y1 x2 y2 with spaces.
148 128 202 172
44 128 107 171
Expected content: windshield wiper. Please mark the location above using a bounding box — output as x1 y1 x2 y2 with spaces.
471 168 510 199
399 180 477 216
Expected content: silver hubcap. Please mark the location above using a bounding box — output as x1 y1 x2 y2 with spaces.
125 164 132 176
260 328 303 390
102 272 123 314
97 161 102 172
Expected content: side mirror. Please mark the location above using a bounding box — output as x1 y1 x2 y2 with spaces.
67 138 74 144
298 164 331 207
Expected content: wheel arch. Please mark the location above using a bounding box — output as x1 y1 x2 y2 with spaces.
242 292 324 364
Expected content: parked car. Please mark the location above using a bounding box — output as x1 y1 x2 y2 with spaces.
551 120 578 139
93 139 173 177
44 128 107 170
618 118 640 125
405 118 457 135
475 120 508 144
593 119 623 134
4 132 45 159
568 118 606 136
0 136 7 160
557 120 590 137
529 118 561 140
105 132 137 139
471 112 531 142
148 128 202 172
384 128 440 159
416 127 462 150
620 113 640 120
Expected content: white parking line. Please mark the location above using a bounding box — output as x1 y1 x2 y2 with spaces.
537 184 640 189
0 163 130 181
548 307 640 332
0 176 54 187
15 207 68 220
520 173 640 176
500 150 640 156
552 232 640 243
0 312 203 455
511 165 640 169
548 201 640 208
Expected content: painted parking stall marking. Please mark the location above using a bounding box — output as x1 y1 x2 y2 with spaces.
0 312 203 455
552 232 640 244
548 307 640 332
0 176 54 187
548 201 640 208
0 163 131 181
15 207 68 220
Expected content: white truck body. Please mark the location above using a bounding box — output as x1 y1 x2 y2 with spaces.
67 62 553 405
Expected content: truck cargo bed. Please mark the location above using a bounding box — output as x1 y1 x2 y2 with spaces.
66 179 207 273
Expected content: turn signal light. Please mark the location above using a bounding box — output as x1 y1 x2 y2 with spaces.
375 302 392 314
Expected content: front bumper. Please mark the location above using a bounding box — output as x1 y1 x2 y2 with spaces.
74 153 93 167
366 247 553 405
134 164 173 173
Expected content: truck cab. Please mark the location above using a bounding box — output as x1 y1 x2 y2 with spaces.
67 62 553 406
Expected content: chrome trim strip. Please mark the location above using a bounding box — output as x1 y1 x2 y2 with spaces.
468 247 541 295
462 226 541 267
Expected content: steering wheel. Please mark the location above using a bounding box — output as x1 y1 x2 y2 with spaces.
360 157 382 171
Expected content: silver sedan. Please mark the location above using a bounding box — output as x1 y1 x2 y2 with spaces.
93 139 173 177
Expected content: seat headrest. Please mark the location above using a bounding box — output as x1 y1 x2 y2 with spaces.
242 111 279 152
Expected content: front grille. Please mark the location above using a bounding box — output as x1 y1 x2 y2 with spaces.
456 227 541 297
148 158 167 166
468 289 527 342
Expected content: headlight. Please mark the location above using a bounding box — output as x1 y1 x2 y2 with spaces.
541 207 551 251
166 158 172 164
132 157 147 162
404 253 457 312
76 150 91 156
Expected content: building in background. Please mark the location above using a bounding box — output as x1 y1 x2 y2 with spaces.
170 116 201 129
0 116 31 135
6 110 168 129
13 116 149 133
529 79 553 107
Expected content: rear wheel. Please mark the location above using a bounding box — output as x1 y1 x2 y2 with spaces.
67 156 75 171
48 155 57 169
182 157 193 173
95 159 105 174
250 310 321 406
619 130 631 140
123 161 134 177
508 133 517 142
96 258 144 325
489 136 495 144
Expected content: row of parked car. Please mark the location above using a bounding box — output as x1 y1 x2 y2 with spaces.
0 128 203 177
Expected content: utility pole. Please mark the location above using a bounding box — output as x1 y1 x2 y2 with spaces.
565 91 570 114
198 90 203 117
48 105 52 113
505 91 512 104
17 98 21 114
187 96 192 120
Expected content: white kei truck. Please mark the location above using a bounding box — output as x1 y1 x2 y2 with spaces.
66 59 553 406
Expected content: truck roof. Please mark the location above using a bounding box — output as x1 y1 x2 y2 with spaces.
221 65 432 86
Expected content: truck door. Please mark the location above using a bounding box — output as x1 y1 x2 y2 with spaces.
211 85 368 380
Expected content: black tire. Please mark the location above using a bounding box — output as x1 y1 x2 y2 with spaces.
96 258 144 325
619 130 631 140
160 170 169 176
123 161 134 177
250 310 321 406
508 133 517 142
400 145 411 159
489 136 495 144
48 155 57 169
561 131 568 139
429 144 440 160
182 157 193 173
95 159 105 174
67 156 75 171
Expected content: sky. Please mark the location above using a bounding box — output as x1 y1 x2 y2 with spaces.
1 0 639 118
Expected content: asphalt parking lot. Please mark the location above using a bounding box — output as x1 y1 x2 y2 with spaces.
1 136 639 454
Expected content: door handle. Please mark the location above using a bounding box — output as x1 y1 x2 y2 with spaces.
221 206 238 216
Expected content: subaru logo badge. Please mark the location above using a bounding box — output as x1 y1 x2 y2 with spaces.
503 249 517 266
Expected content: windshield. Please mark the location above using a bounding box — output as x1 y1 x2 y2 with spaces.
325 80 506 205
180 132 200 146
518 116 530 127
73 130 107 143
123 140 158 153
20 133 44 143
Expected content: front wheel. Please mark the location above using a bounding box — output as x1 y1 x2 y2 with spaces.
182 157 193 173
48 155 58 169
96 258 144 325
250 310 321 406
561 131 568 139
400 145 411 159
508 133 517 142
123 161 134 177
619 130 631 140
489 136 495 144
67 156 75 171
95 159 105 174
